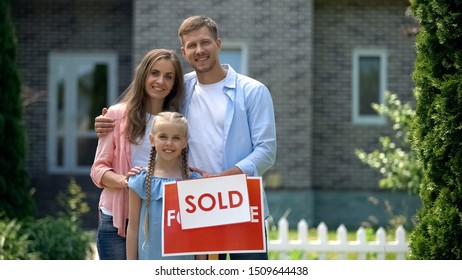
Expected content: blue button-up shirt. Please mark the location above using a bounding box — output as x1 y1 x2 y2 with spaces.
182 64 276 177
182 65 276 218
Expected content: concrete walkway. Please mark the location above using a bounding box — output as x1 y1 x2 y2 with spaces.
88 242 98 260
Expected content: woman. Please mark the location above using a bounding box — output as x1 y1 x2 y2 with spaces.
90 49 184 260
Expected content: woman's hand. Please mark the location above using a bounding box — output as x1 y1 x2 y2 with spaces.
127 166 143 179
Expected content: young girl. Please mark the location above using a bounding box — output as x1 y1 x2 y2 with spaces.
126 111 205 260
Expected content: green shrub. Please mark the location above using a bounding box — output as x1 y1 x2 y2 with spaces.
356 92 421 195
19 179 94 259
0 215 37 260
408 0 462 259
22 216 92 260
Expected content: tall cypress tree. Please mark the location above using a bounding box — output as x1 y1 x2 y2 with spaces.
408 0 462 259
0 0 36 219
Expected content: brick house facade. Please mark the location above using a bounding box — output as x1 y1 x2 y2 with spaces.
11 0 420 229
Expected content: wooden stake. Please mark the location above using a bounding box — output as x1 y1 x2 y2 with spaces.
208 254 219 260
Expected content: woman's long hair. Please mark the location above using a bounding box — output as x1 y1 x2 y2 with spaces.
120 49 184 144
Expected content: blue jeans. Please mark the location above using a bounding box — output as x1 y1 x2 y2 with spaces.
96 212 126 260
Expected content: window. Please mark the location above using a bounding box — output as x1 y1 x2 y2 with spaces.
219 42 248 75
48 53 118 174
352 49 387 124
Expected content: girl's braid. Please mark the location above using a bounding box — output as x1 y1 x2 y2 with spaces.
143 146 156 247
181 147 189 179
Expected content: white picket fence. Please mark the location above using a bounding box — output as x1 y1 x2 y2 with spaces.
267 217 409 260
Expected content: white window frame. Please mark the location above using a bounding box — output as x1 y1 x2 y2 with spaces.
47 52 118 174
219 42 248 75
352 49 387 125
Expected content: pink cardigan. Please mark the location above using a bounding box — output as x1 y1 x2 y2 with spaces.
90 103 131 237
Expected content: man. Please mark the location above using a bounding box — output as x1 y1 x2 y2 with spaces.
95 15 276 260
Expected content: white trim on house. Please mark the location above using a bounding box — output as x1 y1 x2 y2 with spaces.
219 41 248 75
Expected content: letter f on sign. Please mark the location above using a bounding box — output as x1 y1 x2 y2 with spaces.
167 210 176 227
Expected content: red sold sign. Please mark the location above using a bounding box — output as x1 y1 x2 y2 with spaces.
162 176 266 256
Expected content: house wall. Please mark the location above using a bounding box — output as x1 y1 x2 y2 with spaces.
253 0 421 229
133 0 316 226
10 0 421 230
313 0 416 192
12 0 133 229
132 0 314 190
309 0 420 228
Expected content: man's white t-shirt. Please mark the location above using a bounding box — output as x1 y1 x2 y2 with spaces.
188 79 228 174
131 113 155 168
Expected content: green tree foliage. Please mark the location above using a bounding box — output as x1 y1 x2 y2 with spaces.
356 92 422 195
0 0 36 219
408 0 462 259
56 178 90 223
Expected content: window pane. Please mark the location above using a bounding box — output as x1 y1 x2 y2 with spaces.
77 63 108 131
56 64 65 131
219 50 242 73
359 57 380 116
76 63 108 168
57 136 64 167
